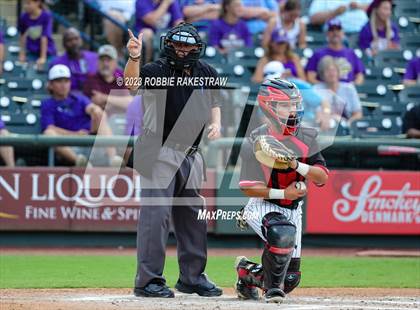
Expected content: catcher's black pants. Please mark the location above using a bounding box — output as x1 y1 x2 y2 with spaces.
135 146 208 288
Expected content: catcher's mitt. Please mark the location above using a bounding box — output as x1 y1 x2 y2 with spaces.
236 207 249 231
253 135 296 170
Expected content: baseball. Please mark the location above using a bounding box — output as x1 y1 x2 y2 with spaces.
295 181 307 191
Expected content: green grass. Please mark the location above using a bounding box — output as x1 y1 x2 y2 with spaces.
0 255 419 289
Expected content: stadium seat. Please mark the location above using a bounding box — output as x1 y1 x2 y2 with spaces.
356 83 395 102
394 1 420 19
226 47 265 72
306 31 326 49
395 16 419 34
364 67 400 84
5 78 45 93
399 86 420 103
1 110 41 134
2 61 26 78
212 63 251 86
374 50 408 68
376 101 407 116
351 116 402 138
400 36 420 56
202 46 225 66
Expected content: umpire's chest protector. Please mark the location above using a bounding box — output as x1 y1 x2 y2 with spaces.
129 59 219 177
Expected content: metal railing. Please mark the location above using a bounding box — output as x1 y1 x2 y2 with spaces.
1 135 419 168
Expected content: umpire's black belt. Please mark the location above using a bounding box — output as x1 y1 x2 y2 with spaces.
165 140 200 156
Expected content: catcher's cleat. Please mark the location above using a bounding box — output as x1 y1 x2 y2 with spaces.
264 288 286 303
234 256 261 300
235 279 259 300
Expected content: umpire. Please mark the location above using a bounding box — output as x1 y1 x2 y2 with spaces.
124 23 222 298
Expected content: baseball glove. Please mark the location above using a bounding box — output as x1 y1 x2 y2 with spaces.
253 135 296 170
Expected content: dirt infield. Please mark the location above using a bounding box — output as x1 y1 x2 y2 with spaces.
1 288 419 310
1 248 418 309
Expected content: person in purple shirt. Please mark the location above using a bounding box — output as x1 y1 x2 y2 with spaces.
49 28 98 91
42 64 122 167
252 31 306 83
306 19 365 85
208 0 252 54
182 0 221 31
125 96 144 137
123 96 143 165
0 30 4 76
83 45 132 116
358 0 399 56
18 0 56 70
134 0 183 63
403 57 420 86
0 118 15 167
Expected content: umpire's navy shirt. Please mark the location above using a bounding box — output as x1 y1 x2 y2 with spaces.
139 58 222 146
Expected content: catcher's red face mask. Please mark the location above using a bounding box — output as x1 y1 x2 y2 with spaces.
257 86 304 135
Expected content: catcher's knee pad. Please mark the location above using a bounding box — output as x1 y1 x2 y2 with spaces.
262 212 296 254
284 258 301 294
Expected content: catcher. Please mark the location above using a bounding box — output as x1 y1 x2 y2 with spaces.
235 78 329 303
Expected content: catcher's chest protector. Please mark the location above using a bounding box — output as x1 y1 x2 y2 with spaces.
250 125 316 208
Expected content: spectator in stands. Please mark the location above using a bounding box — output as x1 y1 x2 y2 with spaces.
358 0 399 56
97 0 136 59
252 32 305 83
313 56 362 131
263 60 323 123
208 0 252 54
97 0 135 57
49 28 98 91
241 0 278 35
182 0 221 31
83 45 132 116
262 0 306 49
403 57 420 86
309 0 371 34
305 19 365 85
0 119 15 167
125 96 143 137
18 0 56 69
134 0 183 63
402 104 420 139
0 30 4 76
124 96 143 165
42 64 122 167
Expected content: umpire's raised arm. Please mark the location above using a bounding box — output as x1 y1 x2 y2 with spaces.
124 29 143 90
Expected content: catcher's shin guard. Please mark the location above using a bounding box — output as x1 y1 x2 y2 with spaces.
261 212 296 291
234 256 262 300
284 258 301 294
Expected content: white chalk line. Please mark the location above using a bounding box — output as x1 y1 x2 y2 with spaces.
2 293 419 309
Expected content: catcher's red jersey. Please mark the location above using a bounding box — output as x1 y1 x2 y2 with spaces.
239 124 328 208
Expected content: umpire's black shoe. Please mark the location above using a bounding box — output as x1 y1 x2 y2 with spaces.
134 283 175 298
264 288 286 303
175 279 223 297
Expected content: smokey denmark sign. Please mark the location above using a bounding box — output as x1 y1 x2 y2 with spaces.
306 171 420 234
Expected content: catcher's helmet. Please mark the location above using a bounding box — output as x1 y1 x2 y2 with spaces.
160 22 206 70
257 78 304 135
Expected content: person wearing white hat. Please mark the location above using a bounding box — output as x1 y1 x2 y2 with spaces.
41 64 123 167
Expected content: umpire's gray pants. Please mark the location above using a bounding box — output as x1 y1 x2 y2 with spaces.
135 146 208 288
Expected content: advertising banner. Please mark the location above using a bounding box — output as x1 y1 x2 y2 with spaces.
306 171 420 235
0 168 216 232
